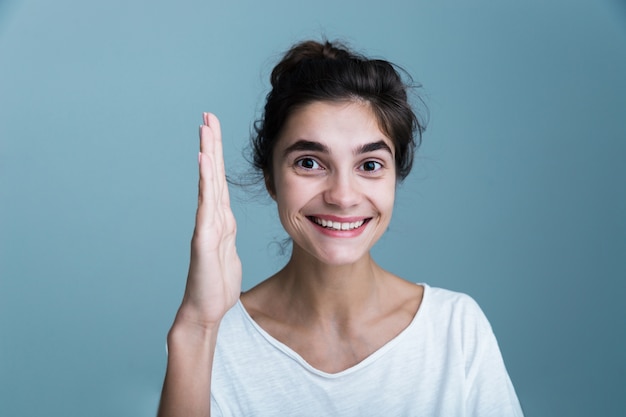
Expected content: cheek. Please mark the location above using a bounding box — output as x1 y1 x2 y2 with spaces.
388 186 396 208
264 173 276 200
372 179 396 210
276 180 309 215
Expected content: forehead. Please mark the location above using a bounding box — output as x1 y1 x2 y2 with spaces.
276 100 394 153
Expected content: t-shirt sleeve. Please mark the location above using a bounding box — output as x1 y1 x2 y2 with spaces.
461 297 524 417
210 393 224 417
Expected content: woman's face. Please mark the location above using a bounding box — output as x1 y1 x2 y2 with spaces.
270 100 397 266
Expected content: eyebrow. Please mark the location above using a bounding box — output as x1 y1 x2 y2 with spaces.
282 139 393 157
357 140 393 156
282 140 329 157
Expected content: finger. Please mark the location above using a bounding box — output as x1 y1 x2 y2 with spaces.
197 128 218 229
204 113 227 205
206 113 226 181
201 114 222 195
200 116 216 164
203 113 231 208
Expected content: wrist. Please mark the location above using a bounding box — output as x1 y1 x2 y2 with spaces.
167 314 220 352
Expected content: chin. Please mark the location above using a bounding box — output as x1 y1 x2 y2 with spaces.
304 244 373 267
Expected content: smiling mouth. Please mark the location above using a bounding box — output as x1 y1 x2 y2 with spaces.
307 216 370 231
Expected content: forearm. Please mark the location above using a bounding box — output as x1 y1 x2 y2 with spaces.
157 317 220 417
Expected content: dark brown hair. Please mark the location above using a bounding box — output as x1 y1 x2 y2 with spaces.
252 40 426 191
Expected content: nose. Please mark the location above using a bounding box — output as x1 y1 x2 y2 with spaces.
323 171 362 208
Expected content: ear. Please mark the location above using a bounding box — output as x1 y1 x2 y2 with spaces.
264 173 276 200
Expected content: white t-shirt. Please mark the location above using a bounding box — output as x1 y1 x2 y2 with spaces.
210 284 523 416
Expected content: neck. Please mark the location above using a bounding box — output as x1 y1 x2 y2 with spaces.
274 244 387 322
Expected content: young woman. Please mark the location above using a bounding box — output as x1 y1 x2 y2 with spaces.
157 40 523 417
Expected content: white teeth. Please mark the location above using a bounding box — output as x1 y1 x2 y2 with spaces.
312 217 365 231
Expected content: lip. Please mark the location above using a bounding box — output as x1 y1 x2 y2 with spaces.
308 214 369 223
306 215 372 237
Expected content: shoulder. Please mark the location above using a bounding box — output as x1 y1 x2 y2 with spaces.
216 301 257 343
213 301 274 367
422 285 487 319
418 284 495 342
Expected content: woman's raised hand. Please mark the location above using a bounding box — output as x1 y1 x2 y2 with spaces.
158 115 241 416
178 112 242 329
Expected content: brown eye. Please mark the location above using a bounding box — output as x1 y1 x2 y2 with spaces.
361 161 382 172
296 158 320 170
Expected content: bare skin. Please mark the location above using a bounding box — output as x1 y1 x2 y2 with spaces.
157 103 423 416
241 250 423 373
157 113 242 417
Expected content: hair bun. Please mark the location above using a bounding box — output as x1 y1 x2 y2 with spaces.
270 40 356 87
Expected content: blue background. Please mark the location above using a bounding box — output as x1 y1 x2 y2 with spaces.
1 0 625 416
